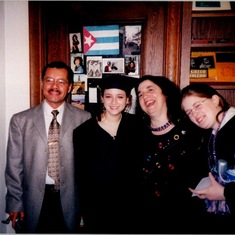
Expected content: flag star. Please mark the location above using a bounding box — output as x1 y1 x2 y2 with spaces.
84 35 95 47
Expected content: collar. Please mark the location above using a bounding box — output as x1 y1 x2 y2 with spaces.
43 100 65 124
219 107 235 130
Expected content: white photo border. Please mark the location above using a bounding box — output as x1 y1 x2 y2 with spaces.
102 58 125 74
192 1 231 11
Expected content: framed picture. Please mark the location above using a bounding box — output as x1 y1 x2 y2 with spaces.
73 74 88 91
102 58 125 74
192 2 231 11
69 33 82 53
124 55 140 77
71 74 87 110
71 53 85 74
86 56 102 78
121 25 142 55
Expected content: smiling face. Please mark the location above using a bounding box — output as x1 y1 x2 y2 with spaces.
41 67 72 109
181 94 221 130
102 88 129 116
137 79 167 118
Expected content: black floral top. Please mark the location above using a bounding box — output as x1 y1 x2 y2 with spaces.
139 116 208 233
142 117 207 194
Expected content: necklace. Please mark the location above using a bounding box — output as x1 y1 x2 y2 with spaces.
208 111 226 172
149 120 172 132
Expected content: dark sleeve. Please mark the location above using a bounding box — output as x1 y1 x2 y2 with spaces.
224 182 235 214
73 124 86 182
182 117 210 188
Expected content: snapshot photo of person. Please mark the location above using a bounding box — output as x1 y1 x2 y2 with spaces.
69 33 82 53
102 58 124 74
86 56 102 78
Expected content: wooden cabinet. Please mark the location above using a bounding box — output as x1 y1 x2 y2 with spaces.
29 1 235 107
181 2 235 105
29 1 186 107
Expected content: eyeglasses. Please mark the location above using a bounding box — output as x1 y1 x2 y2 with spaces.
44 77 68 86
186 98 208 117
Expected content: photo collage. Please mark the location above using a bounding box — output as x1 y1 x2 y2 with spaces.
69 25 142 110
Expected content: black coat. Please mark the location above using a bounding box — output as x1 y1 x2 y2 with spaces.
215 114 235 215
198 110 235 234
73 113 144 233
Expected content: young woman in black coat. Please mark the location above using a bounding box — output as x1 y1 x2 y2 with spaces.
73 75 144 234
181 83 235 234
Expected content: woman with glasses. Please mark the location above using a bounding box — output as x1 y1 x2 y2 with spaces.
135 75 208 233
181 83 235 233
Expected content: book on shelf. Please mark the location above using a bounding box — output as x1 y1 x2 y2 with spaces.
191 38 216 44
190 51 217 80
216 53 235 82
190 52 235 82
191 38 231 44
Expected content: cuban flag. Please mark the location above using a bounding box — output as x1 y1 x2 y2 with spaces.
83 25 119 55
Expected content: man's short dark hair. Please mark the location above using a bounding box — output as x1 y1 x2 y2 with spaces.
42 61 74 84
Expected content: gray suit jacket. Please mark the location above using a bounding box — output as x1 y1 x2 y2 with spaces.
5 101 91 232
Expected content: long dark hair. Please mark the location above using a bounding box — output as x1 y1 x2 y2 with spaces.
135 75 185 125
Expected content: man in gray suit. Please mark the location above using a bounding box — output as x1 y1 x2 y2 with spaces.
5 61 91 233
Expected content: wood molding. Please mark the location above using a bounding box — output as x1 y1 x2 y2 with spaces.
180 2 192 89
165 2 182 85
29 2 44 106
29 2 184 107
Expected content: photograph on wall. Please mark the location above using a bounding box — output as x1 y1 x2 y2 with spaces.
121 25 141 56
192 1 231 11
124 55 140 77
198 56 215 69
190 57 201 69
71 74 87 110
102 58 125 74
71 94 85 110
86 56 102 78
69 33 82 53
72 74 88 92
71 54 85 73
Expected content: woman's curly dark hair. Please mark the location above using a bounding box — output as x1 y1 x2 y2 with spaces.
135 75 185 125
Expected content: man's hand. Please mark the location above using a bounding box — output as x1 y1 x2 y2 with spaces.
9 212 24 229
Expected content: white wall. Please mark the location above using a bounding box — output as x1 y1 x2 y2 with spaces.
0 1 29 233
